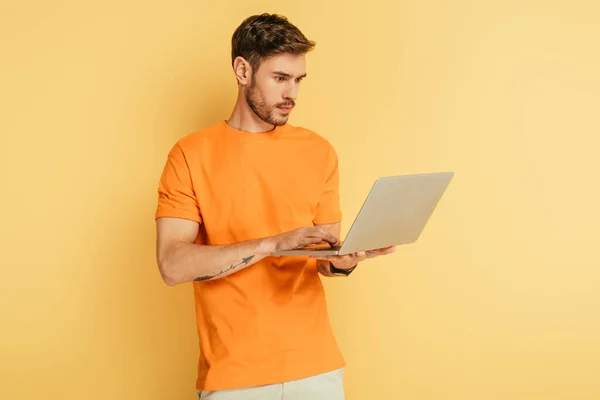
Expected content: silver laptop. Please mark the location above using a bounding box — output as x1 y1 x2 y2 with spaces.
271 171 454 256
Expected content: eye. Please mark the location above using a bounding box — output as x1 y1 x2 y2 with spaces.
295 77 303 83
275 76 286 82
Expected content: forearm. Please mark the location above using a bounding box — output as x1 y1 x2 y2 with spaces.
159 238 273 285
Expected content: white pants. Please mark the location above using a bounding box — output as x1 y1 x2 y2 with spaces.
197 368 345 400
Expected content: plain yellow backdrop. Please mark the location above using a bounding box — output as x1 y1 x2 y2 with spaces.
1 1 599 399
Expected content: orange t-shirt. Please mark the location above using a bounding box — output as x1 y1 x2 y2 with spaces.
154 120 346 391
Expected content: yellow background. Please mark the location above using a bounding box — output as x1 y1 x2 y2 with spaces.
1 1 599 399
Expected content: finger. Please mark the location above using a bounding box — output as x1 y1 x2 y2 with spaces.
319 233 340 245
379 246 396 252
336 251 364 261
316 254 363 263
311 237 338 246
303 237 329 246
308 255 331 261
352 254 368 263
309 254 338 261
366 246 396 257
305 230 338 245
312 227 339 244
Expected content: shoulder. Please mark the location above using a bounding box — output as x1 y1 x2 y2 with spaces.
285 124 337 154
164 122 225 159
175 123 222 150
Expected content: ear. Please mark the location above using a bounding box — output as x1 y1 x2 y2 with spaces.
233 56 252 86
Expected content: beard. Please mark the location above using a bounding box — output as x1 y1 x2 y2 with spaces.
245 79 294 126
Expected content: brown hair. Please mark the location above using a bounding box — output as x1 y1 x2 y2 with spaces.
231 14 316 74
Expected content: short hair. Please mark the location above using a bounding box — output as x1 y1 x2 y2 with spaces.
231 13 316 73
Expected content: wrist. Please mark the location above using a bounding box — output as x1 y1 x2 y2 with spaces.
258 237 277 255
329 262 358 276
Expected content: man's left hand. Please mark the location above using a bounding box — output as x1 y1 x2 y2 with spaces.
309 246 397 270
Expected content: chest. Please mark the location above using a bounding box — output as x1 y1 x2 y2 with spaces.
191 141 326 242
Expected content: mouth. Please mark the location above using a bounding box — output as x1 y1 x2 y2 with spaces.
278 105 293 113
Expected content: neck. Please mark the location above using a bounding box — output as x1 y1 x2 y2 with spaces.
226 91 275 133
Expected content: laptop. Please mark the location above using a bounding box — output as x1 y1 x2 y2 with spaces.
271 171 454 256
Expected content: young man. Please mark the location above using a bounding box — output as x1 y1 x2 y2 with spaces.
155 13 396 399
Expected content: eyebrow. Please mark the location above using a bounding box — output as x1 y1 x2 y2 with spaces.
273 71 307 79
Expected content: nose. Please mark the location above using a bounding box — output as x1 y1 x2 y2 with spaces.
283 81 299 101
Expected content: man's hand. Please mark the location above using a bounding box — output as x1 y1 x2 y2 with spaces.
310 246 397 270
266 226 340 253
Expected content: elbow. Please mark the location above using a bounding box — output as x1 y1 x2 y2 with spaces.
158 259 181 287
163 274 179 287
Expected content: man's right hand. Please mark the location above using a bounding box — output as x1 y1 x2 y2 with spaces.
267 226 340 253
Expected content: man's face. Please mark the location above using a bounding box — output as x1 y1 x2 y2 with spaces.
245 53 307 126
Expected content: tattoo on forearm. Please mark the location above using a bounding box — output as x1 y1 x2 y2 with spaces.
194 255 255 282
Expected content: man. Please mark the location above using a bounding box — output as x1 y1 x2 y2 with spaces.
155 13 396 399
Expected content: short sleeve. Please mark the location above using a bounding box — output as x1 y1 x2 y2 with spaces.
313 145 342 224
154 143 202 223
